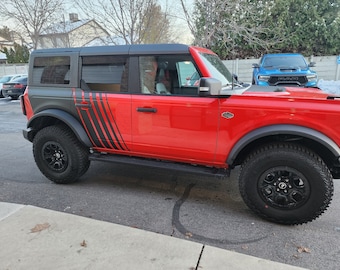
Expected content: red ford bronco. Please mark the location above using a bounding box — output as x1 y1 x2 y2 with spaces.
21 44 340 225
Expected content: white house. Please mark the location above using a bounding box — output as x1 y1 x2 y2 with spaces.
37 13 110 49
0 52 7 64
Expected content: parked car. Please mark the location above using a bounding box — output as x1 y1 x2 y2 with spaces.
0 74 27 97
2 75 28 99
252 53 317 87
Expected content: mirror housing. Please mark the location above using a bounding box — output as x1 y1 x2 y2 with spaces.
198 78 222 96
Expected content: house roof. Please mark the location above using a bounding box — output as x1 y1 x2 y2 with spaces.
84 36 127 47
0 36 9 42
0 36 13 45
42 19 92 34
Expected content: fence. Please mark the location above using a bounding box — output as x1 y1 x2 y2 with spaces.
0 64 28 76
1 55 339 82
223 55 340 83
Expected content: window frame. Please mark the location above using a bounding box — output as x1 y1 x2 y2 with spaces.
134 54 201 96
29 52 79 87
80 55 128 93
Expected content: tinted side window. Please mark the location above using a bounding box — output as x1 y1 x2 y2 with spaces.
138 55 200 96
81 55 128 93
33 56 70 85
139 56 158 94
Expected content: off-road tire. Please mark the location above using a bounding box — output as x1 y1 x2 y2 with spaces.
239 143 333 225
33 125 90 184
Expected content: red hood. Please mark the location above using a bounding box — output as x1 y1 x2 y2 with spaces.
242 85 333 99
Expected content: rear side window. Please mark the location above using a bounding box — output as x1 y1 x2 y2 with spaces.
32 56 70 85
81 56 128 93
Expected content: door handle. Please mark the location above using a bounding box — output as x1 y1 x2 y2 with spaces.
136 107 157 113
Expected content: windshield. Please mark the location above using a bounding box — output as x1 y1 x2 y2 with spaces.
199 53 233 86
0 76 11 83
263 55 307 69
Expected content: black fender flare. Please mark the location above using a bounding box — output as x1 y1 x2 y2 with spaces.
227 124 340 165
27 109 92 147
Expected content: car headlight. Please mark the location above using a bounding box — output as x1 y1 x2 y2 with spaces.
307 74 317 81
258 75 270 81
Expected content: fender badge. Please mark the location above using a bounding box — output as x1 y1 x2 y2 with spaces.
221 112 234 119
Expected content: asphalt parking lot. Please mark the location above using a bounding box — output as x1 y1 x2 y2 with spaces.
1 98 340 270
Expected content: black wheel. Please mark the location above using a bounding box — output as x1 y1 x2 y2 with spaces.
239 143 333 225
33 125 90 184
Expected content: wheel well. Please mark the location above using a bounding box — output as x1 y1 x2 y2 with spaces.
31 116 61 130
27 113 92 148
28 116 62 140
232 134 340 179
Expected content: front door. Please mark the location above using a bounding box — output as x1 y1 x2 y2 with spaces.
131 55 220 165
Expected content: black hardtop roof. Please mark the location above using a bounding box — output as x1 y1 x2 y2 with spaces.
31 43 191 56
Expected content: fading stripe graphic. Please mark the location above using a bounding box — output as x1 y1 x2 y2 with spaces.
73 88 128 151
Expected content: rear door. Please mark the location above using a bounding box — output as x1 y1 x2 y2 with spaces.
73 54 133 152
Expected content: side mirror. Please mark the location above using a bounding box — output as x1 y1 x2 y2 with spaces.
232 73 238 82
309 62 316 67
252 63 260 68
198 78 222 96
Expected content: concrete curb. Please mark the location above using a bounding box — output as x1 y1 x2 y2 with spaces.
0 202 308 269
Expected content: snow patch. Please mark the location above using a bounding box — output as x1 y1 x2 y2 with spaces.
318 79 340 95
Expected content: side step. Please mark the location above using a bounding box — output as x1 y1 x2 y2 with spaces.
89 153 229 177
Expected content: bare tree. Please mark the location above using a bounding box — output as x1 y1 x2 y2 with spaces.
139 2 171 44
179 0 196 36
74 0 173 44
0 0 65 49
0 26 13 41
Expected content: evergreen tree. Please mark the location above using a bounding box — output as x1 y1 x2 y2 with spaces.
264 0 340 55
192 0 278 58
1 43 29 63
192 0 340 58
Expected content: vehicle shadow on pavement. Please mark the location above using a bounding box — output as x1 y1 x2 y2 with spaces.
78 161 271 246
